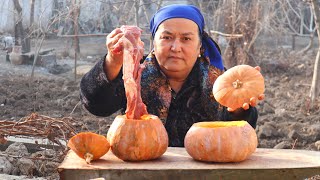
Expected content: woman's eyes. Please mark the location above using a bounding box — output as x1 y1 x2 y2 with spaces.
183 37 191 41
161 36 191 41
162 36 171 40
161 36 174 40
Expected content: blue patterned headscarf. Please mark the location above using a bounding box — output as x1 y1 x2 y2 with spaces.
150 4 224 70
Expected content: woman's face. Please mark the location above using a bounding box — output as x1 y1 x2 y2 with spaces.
153 18 201 78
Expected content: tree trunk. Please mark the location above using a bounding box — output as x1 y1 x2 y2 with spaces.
30 0 35 27
72 0 80 81
299 3 304 35
135 0 140 26
223 0 238 68
13 0 30 53
119 1 134 25
310 0 320 104
50 0 59 31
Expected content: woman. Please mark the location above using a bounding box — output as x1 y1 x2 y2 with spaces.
80 4 263 147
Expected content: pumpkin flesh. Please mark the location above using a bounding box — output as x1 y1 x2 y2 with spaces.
184 121 257 162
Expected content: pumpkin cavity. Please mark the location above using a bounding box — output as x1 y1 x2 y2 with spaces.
194 121 247 128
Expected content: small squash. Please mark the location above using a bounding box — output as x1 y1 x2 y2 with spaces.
107 114 168 161
212 65 265 110
67 132 110 164
184 121 257 162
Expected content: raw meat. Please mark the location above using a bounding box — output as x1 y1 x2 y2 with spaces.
112 25 148 119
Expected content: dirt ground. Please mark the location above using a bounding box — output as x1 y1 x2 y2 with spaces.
0 36 320 179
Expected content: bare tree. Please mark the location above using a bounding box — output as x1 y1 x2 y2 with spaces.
309 0 320 105
50 0 60 32
72 0 81 81
135 0 140 26
13 0 30 53
30 0 35 28
29 0 77 82
71 0 80 55
118 1 135 25
275 0 315 52
222 0 262 68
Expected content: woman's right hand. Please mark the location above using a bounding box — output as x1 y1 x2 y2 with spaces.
106 28 124 66
104 28 125 81
104 27 143 81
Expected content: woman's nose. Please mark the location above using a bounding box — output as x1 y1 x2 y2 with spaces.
170 39 182 52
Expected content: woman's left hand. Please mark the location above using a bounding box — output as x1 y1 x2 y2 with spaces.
227 66 265 112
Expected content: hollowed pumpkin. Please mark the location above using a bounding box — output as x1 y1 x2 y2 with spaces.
107 26 168 161
67 132 110 164
107 114 168 161
212 65 265 110
184 121 257 162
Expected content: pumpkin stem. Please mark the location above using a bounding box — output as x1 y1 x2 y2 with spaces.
84 152 94 164
232 79 243 89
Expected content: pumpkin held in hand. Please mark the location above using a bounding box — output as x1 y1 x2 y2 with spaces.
107 114 168 161
184 121 257 162
67 132 110 164
212 65 265 110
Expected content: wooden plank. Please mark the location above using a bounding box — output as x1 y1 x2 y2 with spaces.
58 147 320 180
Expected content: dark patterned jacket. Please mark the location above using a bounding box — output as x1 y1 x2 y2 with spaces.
80 53 258 147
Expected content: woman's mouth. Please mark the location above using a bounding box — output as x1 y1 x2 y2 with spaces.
169 56 183 60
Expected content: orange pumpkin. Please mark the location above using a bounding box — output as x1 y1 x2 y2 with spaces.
67 132 110 164
212 65 265 110
107 114 168 161
184 121 257 162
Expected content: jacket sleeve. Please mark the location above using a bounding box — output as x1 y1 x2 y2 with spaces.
222 106 258 128
79 56 126 116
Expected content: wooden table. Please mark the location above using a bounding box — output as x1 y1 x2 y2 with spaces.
58 147 320 180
